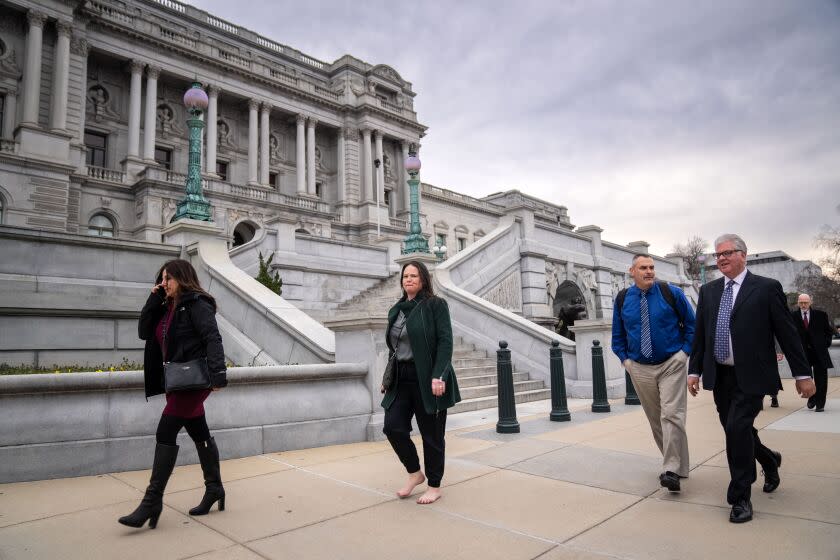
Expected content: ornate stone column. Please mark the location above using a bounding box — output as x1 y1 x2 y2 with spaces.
259 102 270 185
49 20 72 132
71 36 89 145
361 127 373 201
306 117 317 195
336 128 346 202
1 90 16 139
374 130 384 208
296 114 306 194
126 60 144 159
142 65 160 162
247 98 259 184
205 85 218 174
21 10 47 126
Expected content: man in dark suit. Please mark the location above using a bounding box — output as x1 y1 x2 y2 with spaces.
688 234 815 524
793 293 835 412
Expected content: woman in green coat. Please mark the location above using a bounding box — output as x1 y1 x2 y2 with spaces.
382 260 461 504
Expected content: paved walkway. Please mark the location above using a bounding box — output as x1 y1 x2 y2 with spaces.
1 378 839 560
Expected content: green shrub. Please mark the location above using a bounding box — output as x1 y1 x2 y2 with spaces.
256 251 283 295
0 357 143 375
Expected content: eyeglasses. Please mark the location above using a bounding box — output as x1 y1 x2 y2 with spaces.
713 249 743 260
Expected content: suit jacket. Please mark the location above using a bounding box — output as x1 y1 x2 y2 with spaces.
792 307 835 369
689 271 810 395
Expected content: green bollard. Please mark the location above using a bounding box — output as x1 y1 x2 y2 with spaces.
549 340 571 421
496 341 520 433
591 340 611 413
625 370 641 405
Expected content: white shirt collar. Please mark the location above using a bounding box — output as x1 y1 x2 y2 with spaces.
723 268 748 286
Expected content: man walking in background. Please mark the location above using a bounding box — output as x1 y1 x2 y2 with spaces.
793 294 834 412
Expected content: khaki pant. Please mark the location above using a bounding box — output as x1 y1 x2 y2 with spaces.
625 351 689 477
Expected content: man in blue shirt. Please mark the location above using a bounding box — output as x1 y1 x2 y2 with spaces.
612 254 695 492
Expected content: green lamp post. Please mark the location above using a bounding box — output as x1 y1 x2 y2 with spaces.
401 150 430 254
173 81 212 222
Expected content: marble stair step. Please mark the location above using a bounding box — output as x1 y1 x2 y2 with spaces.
450 388 552 414
457 371 530 388
459 380 546 400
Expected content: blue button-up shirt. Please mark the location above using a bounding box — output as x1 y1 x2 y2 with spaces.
611 283 696 364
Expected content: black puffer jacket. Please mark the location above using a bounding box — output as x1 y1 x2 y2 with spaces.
138 289 227 398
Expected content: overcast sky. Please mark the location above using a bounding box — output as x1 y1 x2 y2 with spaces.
191 0 840 262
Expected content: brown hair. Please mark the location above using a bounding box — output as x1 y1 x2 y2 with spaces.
399 260 435 301
156 259 216 308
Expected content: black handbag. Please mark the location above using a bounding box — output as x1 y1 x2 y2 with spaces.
164 358 211 392
381 352 397 392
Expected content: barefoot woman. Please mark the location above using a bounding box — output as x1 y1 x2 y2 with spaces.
382 260 461 504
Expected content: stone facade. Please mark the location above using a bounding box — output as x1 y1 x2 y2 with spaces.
703 250 821 293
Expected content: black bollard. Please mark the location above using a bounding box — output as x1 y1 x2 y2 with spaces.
624 370 641 405
496 340 520 433
549 340 571 421
591 340 611 413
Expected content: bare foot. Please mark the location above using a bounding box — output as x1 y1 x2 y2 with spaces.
416 487 441 504
397 471 425 498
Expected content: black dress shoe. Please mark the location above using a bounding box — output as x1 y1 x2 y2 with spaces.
815 407 825 412
807 398 816 409
770 396 779 408
729 499 753 523
762 451 782 493
659 471 680 492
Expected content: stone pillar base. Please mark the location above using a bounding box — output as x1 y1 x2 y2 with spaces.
15 124 72 163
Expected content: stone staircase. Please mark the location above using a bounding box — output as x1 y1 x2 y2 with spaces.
450 338 550 414
334 272 551 414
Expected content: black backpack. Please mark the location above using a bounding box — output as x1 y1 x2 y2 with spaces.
615 280 685 330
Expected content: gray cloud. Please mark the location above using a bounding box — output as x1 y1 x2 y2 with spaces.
191 0 840 262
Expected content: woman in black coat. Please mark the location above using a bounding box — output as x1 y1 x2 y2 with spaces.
119 259 228 529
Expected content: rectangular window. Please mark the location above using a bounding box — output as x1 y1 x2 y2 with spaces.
84 130 107 168
0 94 5 135
315 182 322 198
269 172 278 188
216 160 228 181
154 147 172 170
384 190 391 207
458 237 467 251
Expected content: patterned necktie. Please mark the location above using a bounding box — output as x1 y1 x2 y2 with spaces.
804 312 809 328
640 290 653 359
714 280 735 362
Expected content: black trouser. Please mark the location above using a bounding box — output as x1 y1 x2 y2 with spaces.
383 361 447 487
713 365 777 504
811 364 828 409
156 414 211 446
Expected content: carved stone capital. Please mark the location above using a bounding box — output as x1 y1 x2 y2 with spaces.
70 36 89 57
248 98 260 111
260 101 272 113
55 20 73 38
296 114 306 125
373 129 383 140
207 84 220 97
360 127 372 137
129 59 145 74
27 10 47 28
146 65 161 80
307 117 318 128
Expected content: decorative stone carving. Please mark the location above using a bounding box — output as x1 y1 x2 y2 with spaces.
0 43 21 79
269 133 280 163
383 151 394 184
371 64 402 84
553 280 588 341
100 196 112 207
575 268 598 318
217 118 234 149
611 273 629 297
27 10 48 28
546 262 559 309
56 20 73 38
146 65 161 80
482 270 522 313
343 126 359 140
348 77 365 97
156 103 182 137
87 84 119 121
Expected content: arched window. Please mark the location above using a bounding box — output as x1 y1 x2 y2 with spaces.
232 222 256 247
88 214 115 237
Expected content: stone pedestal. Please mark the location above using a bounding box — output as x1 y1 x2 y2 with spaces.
569 318 625 398
16 125 72 163
328 315 390 441
161 218 226 253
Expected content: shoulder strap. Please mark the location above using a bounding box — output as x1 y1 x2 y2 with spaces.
615 288 628 317
656 280 684 329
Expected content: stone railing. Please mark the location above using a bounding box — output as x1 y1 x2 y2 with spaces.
230 184 270 201
0 139 18 154
159 25 197 48
88 0 135 25
277 192 331 213
151 0 186 12
217 48 251 69
389 217 408 229
207 14 238 34
314 85 340 101
421 183 504 215
269 68 299 86
86 165 125 183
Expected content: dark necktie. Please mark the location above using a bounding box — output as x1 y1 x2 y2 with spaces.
714 280 735 362
804 312 809 328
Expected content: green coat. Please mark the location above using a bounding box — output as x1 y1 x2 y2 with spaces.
381 295 462 414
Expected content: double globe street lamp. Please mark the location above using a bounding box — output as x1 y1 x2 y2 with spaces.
173 81 212 222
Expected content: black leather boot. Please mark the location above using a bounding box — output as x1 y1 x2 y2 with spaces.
118 443 179 529
189 437 225 516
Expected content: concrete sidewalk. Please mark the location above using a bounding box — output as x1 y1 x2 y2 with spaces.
1 378 839 560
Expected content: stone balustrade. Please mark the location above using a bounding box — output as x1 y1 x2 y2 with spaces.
86 165 125 183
